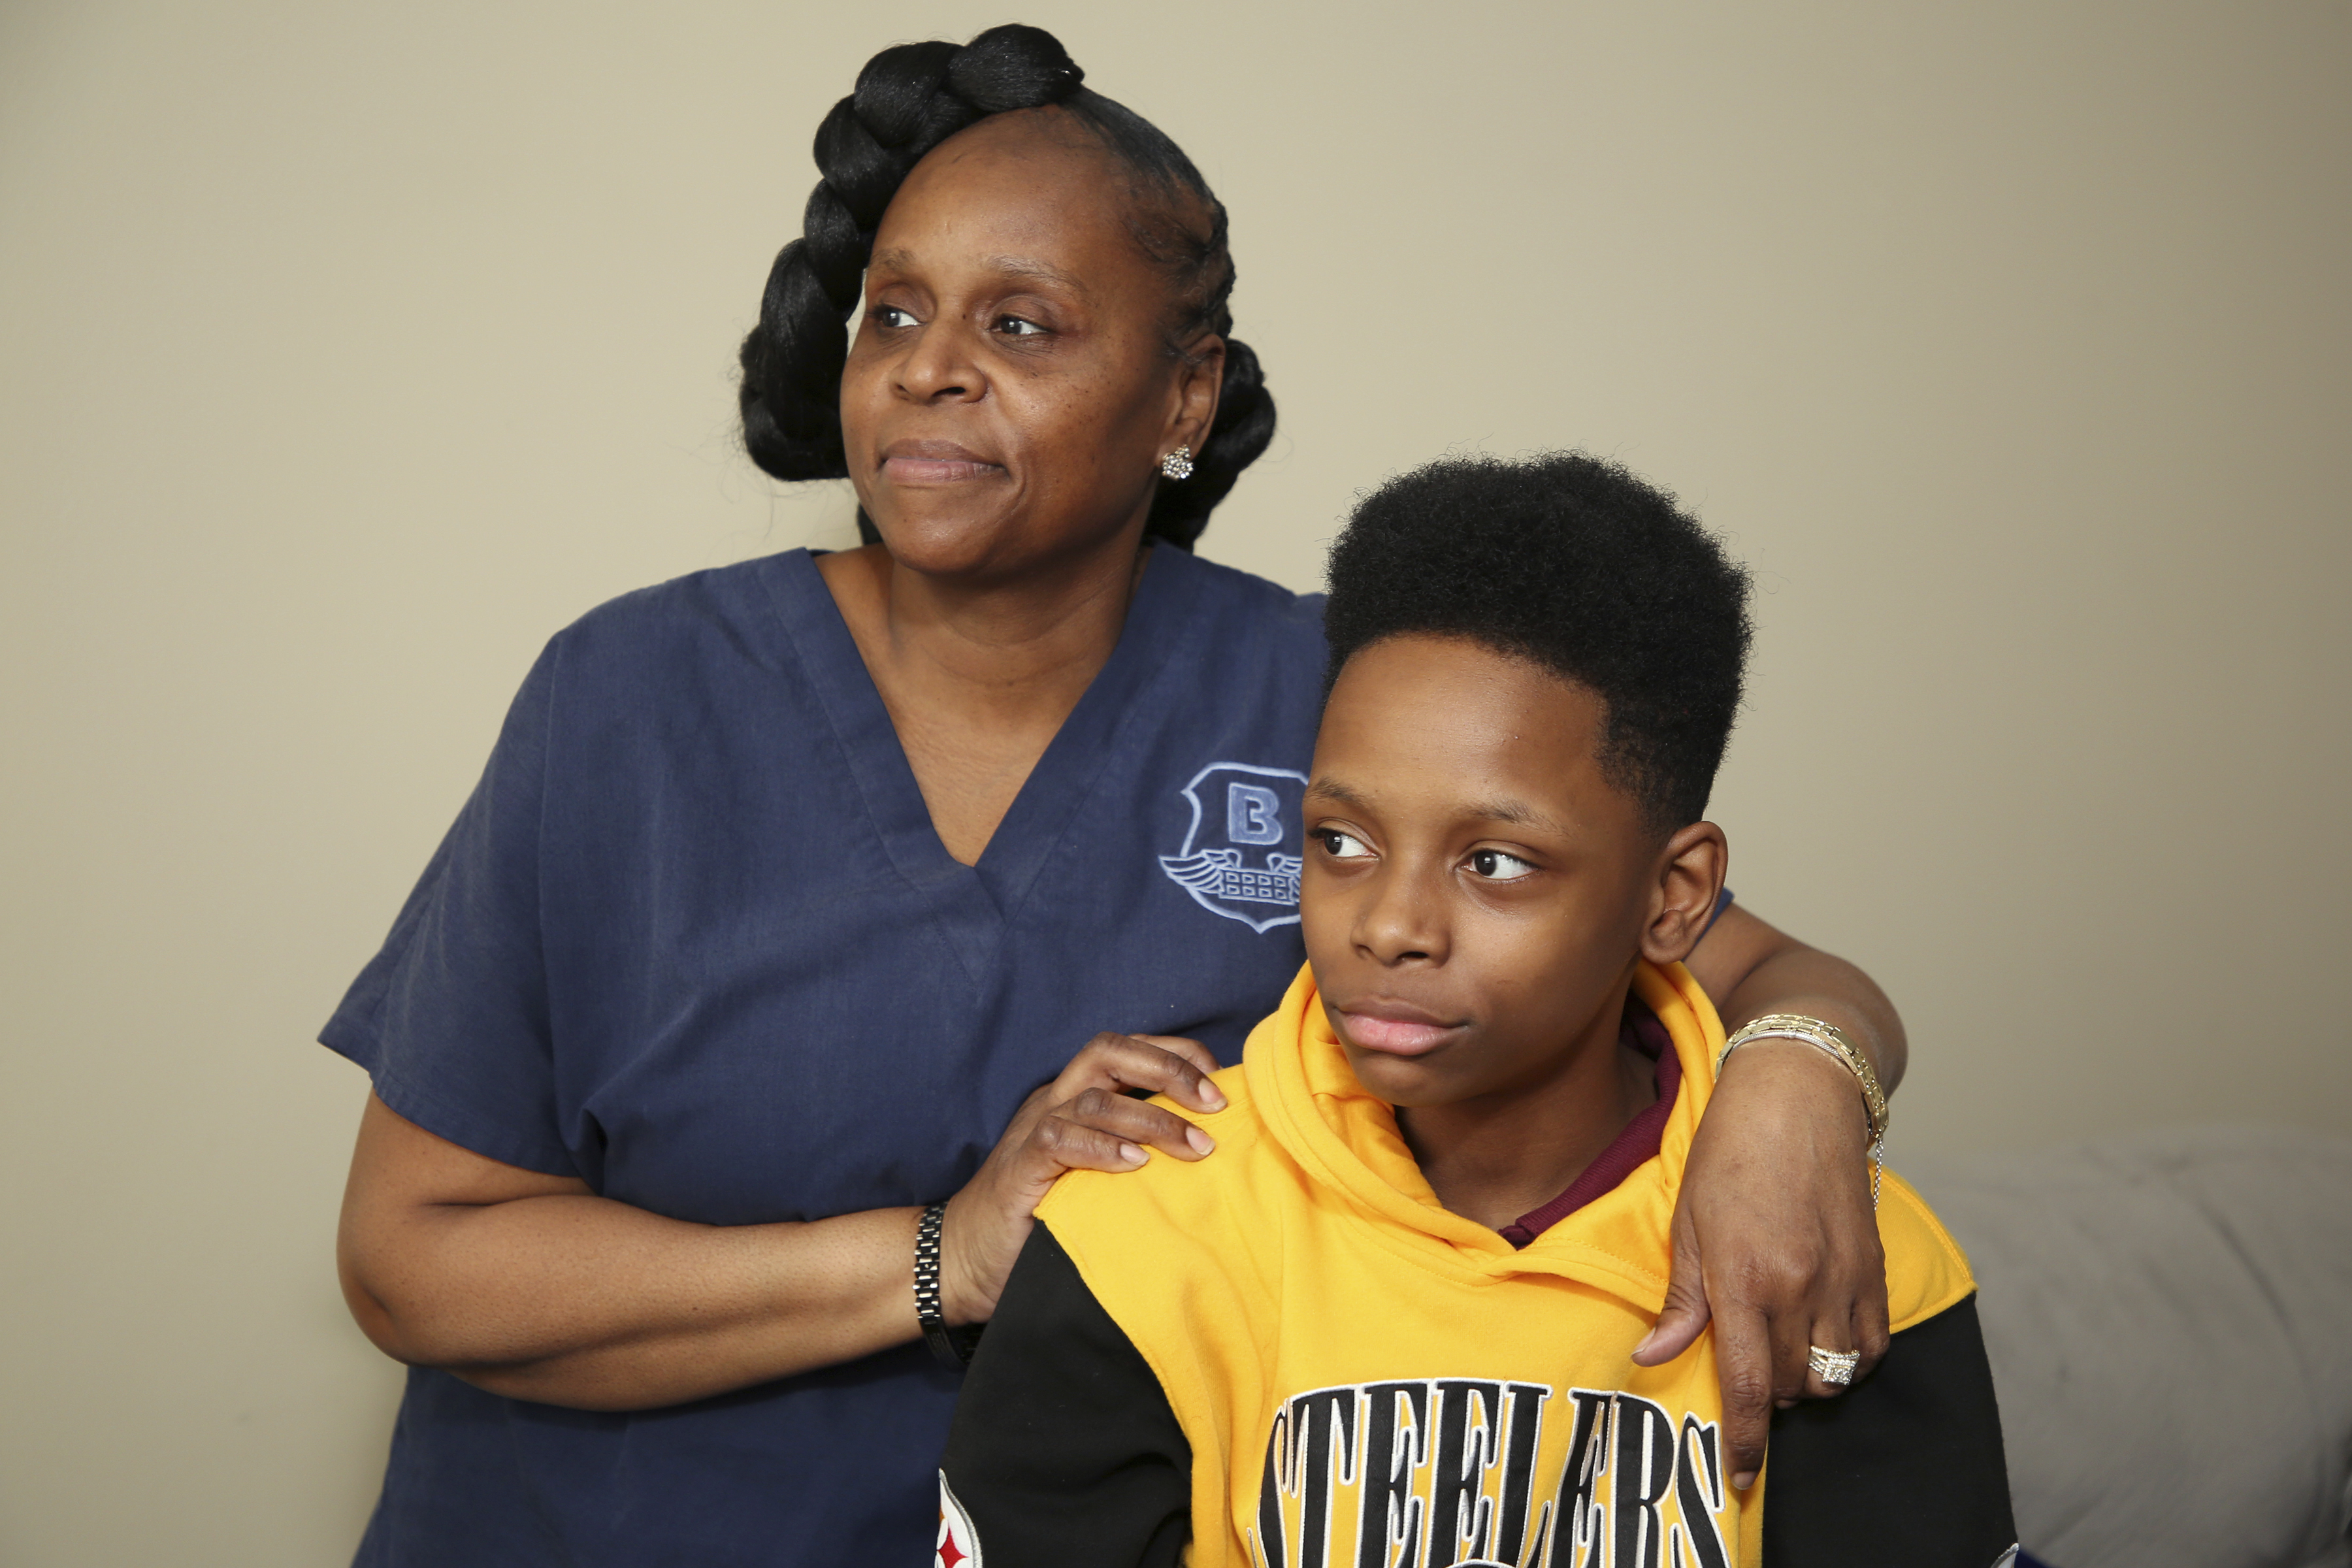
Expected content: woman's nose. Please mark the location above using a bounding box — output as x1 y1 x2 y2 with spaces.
894 319 984 403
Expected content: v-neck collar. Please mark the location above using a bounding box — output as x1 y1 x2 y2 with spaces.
762 545 1207 985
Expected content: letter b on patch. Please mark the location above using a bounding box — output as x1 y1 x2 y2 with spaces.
1226 783 1284 845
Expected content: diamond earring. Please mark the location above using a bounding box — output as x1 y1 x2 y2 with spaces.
1159 445 1194 481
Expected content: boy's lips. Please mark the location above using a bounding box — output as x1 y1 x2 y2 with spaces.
1331 1001 1465 1058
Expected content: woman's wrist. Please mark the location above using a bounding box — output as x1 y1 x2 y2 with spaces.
1718 1015 1887 1146
913 1201 983 1369
931 1188 999 1328
1720 989 1897 1086
1713 1036 1872 1137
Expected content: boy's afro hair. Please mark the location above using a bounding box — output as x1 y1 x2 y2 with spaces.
1322 451 1753 831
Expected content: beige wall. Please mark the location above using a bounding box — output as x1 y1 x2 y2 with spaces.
3 2 2345 1561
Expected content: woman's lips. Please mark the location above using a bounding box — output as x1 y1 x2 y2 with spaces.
879 441 1005 485
1334 1006 1465 1058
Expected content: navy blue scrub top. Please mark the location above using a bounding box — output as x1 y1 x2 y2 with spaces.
321 545 1331 1565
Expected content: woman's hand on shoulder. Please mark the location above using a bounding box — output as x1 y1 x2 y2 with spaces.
1634 1042 1888 1489
941 1032 1226 1325
1654 902 1906 1490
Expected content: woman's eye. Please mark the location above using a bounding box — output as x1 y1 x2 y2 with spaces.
872 305 917 330
994 314 1047 337
1313 829 1373 860
1468 849 1536 882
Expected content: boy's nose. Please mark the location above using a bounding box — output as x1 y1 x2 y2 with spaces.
1355 868 1446 966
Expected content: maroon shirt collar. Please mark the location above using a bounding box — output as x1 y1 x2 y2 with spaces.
1495 1002 1682 1249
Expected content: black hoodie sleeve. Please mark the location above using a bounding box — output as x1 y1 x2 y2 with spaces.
1763 1293 2019 1567
940 1222 1192 1568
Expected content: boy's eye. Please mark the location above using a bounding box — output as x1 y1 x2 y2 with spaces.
1313 829 1373 860
994 314 1047 337
1467 849 1536 882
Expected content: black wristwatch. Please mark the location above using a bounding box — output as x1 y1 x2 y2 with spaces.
913 1201 984 1371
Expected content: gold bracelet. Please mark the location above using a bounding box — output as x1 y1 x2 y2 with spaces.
1716 1013 1889 1206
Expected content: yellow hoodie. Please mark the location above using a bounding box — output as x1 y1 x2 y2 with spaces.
1005 960 1978 1567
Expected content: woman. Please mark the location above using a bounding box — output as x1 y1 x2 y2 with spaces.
329 25 1905 1565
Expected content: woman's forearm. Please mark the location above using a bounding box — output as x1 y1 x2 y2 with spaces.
338 1095 924 1411
378 1201 920 1409
1684 904 1908 1091
338 1026 1228 1414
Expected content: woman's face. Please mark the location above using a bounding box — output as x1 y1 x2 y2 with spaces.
840 110 1220 581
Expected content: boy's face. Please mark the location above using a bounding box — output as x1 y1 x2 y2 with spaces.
1301 634 1722 1109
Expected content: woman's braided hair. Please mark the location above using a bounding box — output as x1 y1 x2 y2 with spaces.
737 24 1273 550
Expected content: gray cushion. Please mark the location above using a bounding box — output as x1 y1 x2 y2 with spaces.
1903 1128 2352 1568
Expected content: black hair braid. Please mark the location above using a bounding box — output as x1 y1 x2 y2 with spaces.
737 24 1273 551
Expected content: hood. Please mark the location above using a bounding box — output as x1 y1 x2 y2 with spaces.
1241 960 1727 1312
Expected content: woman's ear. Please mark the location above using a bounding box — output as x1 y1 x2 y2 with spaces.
1640 821 1729 968
1168 335 1225 455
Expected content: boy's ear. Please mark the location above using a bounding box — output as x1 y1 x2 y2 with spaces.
1639 822 1729 968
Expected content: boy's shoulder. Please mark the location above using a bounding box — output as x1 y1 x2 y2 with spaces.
1038 1062 1278 1227
1036 1062 1301 1307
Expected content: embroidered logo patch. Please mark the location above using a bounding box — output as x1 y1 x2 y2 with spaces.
1159 761 1308 933
936 1471 983 1567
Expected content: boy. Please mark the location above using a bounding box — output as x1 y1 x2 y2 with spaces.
939 454 2016 1566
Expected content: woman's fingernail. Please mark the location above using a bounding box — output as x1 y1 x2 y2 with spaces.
1186 1126 1216 1156
1732 1471 1757 1490
1199 1082 1228 1111
1119 1143 1147 1166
